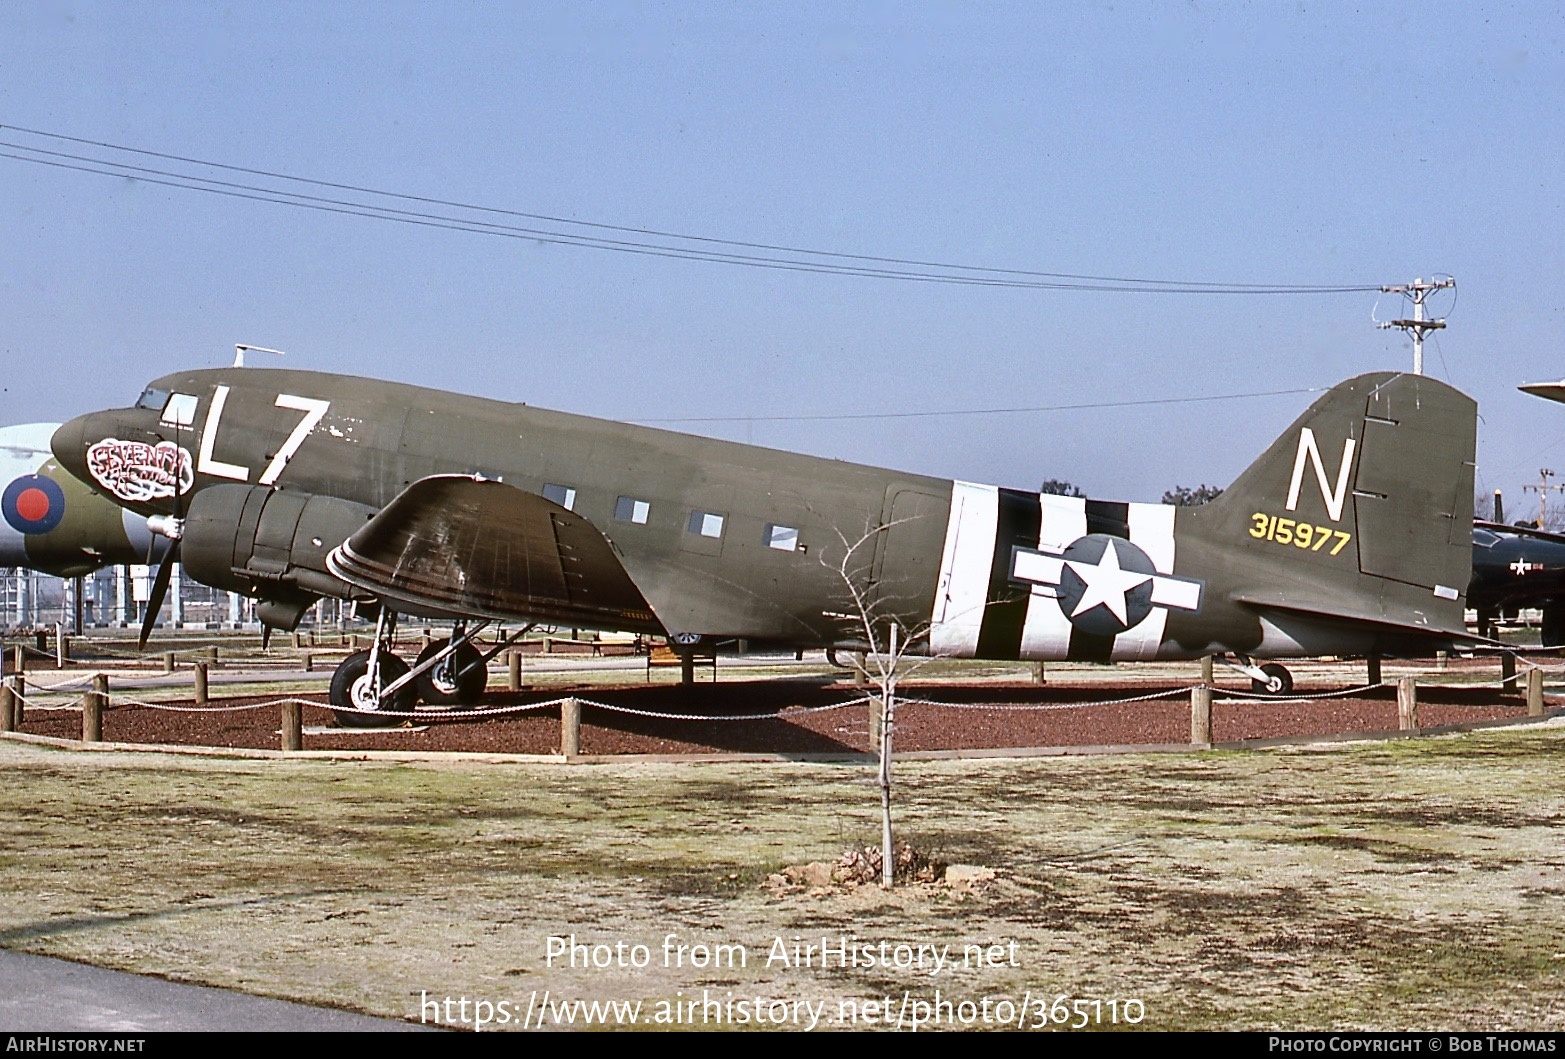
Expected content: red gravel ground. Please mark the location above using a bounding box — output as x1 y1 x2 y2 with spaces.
9 676 1548 756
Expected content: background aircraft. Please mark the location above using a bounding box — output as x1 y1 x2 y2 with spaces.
1462 380 1565 646
51 367 1476 723
1 422 165 578
1469 517 1565 645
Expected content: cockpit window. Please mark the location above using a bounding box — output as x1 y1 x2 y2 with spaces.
135 387 169 411
159 393 199 427
1472 528 1500 548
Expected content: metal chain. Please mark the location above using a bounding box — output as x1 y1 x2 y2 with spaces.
901 687 1192 711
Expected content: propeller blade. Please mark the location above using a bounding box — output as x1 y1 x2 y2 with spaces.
138 547 179 651
260 624 272 651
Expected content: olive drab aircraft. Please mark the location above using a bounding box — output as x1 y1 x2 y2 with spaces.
1 422 167 577
50 366 1477 725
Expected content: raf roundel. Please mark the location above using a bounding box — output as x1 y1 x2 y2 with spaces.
2 474 67 535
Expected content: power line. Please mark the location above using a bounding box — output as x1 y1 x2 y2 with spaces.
633 386 1322 424
0 124 1381 296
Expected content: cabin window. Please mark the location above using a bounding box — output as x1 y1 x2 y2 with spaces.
614 496 651 524
764 523 799 551
542 483 577 511
159 393 199 428
687 511 725 539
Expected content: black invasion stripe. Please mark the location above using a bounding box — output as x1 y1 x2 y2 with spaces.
1069 499 1131 659
1067 630 1117 663
1084 499 1130 538
975 488 1042 659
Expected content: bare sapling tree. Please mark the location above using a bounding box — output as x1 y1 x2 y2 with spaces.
823 519 938 889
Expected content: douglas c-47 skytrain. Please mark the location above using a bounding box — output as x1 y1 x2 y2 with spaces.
49 366 1477 725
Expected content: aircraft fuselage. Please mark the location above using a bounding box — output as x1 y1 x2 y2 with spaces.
52 367 1477 663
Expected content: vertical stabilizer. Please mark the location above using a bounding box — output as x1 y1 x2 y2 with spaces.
1185 372 1475 632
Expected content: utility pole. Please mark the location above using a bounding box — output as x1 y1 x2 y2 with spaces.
1523 469 1565 529
1378 276 1455 375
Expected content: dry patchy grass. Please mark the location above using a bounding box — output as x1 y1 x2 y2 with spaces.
0 723 1562 1030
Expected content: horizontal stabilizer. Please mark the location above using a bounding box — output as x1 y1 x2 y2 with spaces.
1232 591 1496 648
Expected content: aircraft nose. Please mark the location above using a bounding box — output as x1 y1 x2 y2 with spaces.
51 411 139 489
51 415 91 484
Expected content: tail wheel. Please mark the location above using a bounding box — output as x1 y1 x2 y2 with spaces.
1251 662 1294 695
415 639 488 705
330 649 415 728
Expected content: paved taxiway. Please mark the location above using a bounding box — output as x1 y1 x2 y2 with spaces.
0 949 432 1031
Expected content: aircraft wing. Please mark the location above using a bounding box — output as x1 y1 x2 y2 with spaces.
1231 591 1499 648
1519 381 1565 405
1474 519 1565 546
326 475 665 633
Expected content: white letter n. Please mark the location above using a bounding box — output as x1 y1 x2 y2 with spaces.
1285 427 1356 523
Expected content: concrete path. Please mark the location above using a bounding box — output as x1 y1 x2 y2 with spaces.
0 949 433 1031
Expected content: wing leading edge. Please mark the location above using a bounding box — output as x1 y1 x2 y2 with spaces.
326 475 665 633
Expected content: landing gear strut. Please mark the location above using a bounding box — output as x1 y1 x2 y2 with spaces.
327 613 529 726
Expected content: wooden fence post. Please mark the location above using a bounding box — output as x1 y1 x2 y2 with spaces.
163 652 176 674
1191 684 1213 745
194 661 209 706
509 650 522 691
1200 655 1215 686
1527 668 1545 718
1397 676 1418 731
1502 653 1517 690
560 697 581 758
0 677 14 733
82 673 108 743
281 700 302 752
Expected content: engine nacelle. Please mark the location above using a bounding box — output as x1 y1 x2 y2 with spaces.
180 485 378 627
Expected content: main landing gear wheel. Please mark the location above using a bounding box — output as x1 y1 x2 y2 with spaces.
1542 603 1565 648
330 650 415 728
1251 662 1294 696
415 639 488 706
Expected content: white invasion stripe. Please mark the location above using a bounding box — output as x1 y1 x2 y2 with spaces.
929 481 999 659
1112 502 1176 661
1020 494 1086 659
1036 493 1086 555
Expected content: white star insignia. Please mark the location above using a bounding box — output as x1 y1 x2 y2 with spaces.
1065 539 1153 625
